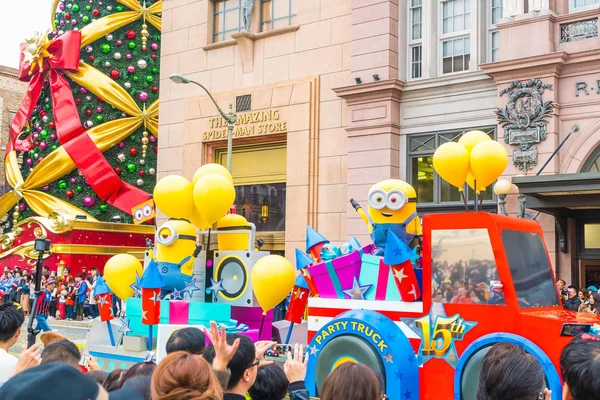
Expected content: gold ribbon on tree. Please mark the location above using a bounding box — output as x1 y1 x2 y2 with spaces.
0 0 161 221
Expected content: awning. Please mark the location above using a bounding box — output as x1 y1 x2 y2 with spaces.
512 172 600 217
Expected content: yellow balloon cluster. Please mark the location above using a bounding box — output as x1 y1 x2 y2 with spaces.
153 163 236 228
433 131 508 193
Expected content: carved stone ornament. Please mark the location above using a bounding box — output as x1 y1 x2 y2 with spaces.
495 79 554 173
241 0 254 32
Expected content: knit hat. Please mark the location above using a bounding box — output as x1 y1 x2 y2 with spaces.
587 286 599 292
46 278 56 285
0 363 143 400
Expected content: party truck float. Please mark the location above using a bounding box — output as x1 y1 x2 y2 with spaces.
299 132 600 400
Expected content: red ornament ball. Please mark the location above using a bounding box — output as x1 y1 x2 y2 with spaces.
151 54 156 60
93 9 100 16
64 13 71 20
152 86 158 93
49 122 55 129
86 109 92 116
115 167 121 175
110 70 120 79
89 55 95 62
154 146 158 154
97 97 104 103
126 30 136 39
34 141 40 147
66 190 74 198
139 170 145 177
130 148 137 156
76 99 81 104
40 111 47 117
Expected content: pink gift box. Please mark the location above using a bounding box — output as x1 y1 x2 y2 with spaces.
232 306 273 341
307 244 374 299
169 300 189 325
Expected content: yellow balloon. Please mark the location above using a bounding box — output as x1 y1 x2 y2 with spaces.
470 141 508 190
103 254 143 300
251 255 296 314
458 130 491 154
433 142 470 189
153 176 195 219
193 173 236 225
189 207 210 230
192 163 233 187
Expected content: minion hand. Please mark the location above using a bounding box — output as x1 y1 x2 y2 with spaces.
193 244 202 258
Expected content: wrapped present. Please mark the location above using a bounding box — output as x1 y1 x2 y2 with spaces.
307 244 374 299
231 306 273 341
360 253 401 301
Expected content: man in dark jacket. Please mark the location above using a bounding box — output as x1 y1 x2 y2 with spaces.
563 285 582 311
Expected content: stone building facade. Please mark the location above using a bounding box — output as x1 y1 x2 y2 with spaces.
158 0 600 287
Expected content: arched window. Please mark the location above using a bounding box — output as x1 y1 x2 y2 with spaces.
581 146 600 172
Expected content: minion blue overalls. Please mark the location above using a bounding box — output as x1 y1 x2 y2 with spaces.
367 212 418 256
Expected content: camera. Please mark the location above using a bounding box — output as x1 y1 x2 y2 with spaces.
34 238 51 252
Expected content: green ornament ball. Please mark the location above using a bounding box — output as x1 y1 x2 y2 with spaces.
116 5 123 11
44 104 51 110
83 16 90 23
29 150 34 156
101 44 111 54
54 20 59 27
96 115 104 123
76 185 83 192
100 205 108 212
85 5 91 11
130 135 136 141
58 180 67 190
156 35 161 41
146 75 153 83
133 76 139 82
72 4 80 11
128 42 136 49
127 163 136 173
51 145 57 151
152 68 158 74
39 130 48 139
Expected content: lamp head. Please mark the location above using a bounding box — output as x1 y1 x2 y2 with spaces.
169 73 191 84
493 179 512 196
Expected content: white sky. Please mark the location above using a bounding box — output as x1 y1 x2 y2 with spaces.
0 0 51 68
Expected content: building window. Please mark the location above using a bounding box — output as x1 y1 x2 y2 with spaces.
408 127 496 205
490 31 500 62
213 0 243 43
408 0 423 80
261 0 296 32
442 37 470 74
410 46 422 79
236 95 252 112
491 0 503 25
442 0 471 34
571 0 600 12
489 0 502 62
215 142 287 232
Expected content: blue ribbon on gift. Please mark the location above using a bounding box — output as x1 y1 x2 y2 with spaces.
320 240 361 261
219 320 250 333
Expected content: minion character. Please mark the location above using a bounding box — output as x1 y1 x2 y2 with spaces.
153 219 202 292
350 179 421 255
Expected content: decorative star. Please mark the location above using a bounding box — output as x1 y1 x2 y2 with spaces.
184 277 202 299
401 304 478 368
343 277 372 300
384 353 393 363
97 294 109 307
130 271 142 298
294 288 305 300
118 318 132 334
141 310 148 321
301 269 311 279
386 334 396 343
395 268 408 283
148 291 160 305
309 345 320 356
408 284 418 300
206 278 224 302
395 370 403 381
403 389 412 400
170 288 184 300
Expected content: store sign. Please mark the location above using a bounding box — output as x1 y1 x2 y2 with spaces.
203 108 288 141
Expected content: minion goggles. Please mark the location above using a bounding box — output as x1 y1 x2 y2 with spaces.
156 225 196 246
367 189 416 210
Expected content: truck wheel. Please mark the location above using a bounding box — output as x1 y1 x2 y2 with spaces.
458 344 493 400
314 334 385 393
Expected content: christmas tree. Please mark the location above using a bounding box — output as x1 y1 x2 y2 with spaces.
2 0 161 230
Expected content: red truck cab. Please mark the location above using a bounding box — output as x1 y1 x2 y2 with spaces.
306 212 600 400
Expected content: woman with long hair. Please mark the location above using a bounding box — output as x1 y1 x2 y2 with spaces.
577 290 590 313
151 351 223 400
580 292 600 315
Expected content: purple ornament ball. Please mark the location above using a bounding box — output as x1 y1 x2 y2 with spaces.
50 134 57 140
96 106 103 113
19 203 27 212
43 185 49 191
33 133 39 140
71 20 77 26
138 91 148 102
37 126 43 132
39 142 47 150
83 196 95 207
59 3 65 10
127 66 135 73
70 177 77 184
149 135 156 143
126 54 132 60
80 87 87 94
26 159 33 166
118 141 125 148
151 43 158 51
116 39 122 45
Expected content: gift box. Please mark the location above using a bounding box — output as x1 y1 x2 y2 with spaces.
307 244 374 299
231 306 273 341
126 299 231 337
360 253 401 301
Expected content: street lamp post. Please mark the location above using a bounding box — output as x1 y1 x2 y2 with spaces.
169 73 237 172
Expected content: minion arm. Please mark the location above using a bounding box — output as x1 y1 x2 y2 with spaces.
350 199 369 225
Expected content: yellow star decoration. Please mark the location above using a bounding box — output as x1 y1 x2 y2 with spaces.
22 31 52 75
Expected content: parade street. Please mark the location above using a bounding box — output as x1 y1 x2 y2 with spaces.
8 318 90 355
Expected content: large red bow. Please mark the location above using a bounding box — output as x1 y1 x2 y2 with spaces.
7 31 150 215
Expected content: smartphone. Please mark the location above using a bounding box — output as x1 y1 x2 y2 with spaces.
560 323 591 337
265 344 293 362
79 355 89 368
